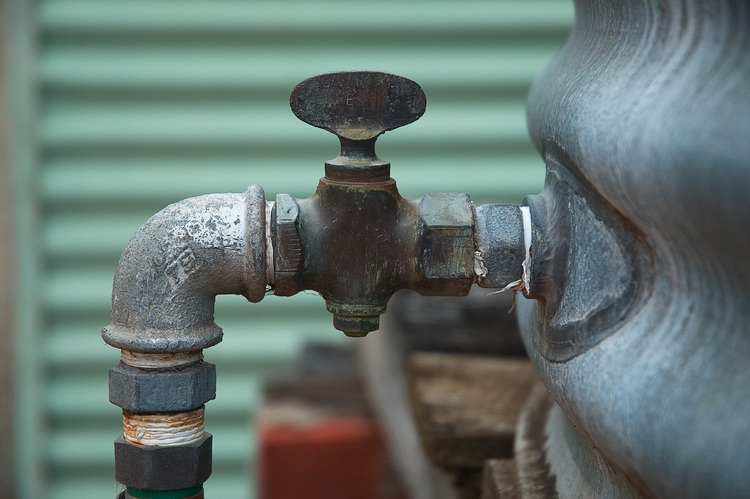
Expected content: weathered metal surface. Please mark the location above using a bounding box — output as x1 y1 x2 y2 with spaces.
291 72 425 185
102 185 268 353
109 361 216 413
290 71 426 142
517 0 750 497
277 72 504 335
120 350 203 369
114 433 212 490
294 178 419 336
475 204 526 289
273 177 479 336
514 384 639 498
523 159 653 362
416 193 475 295
272 193 303 296
103 186 266 493
102 70 528 344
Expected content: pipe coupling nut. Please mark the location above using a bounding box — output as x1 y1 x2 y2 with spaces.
416 193 475 296
109 361 216 413
114 433 212 490
272 193 303 296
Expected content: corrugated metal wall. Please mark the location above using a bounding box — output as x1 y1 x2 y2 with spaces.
21 1 572 498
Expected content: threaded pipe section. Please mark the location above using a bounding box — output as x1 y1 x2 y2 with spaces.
123 407 205 446
120 350 203 369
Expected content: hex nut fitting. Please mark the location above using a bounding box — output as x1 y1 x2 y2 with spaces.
416 193 475 296
114 433 212 490
273 193 303 296
109 361 216 413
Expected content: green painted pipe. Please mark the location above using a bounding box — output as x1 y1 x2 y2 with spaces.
126 486 203 499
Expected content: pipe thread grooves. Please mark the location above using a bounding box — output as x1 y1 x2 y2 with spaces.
123 407 205 446
120 350 203 369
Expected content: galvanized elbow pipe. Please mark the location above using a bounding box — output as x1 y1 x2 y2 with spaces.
104 185 269 496
103 185 268 353
103 71 533 497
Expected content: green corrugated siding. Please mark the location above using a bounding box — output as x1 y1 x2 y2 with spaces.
24 1 573 498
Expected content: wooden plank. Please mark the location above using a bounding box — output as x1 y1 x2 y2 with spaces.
408 353 537 469
481 459 521 499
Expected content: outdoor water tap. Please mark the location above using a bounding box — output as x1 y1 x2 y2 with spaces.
275 71 485 336
103 71 530 497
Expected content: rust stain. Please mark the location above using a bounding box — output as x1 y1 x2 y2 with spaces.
123 407 204 446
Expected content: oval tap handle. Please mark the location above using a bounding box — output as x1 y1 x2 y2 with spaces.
290 71 426 181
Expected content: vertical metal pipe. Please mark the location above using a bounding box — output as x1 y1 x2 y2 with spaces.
104 185 269 493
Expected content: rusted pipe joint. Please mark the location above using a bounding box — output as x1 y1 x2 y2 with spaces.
103 184 270 494
272 71 534 335
270 178 477 336
415 193 476 295
269 182 532 336
474 204 527 289
109 361 216 413
103 184 268 354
